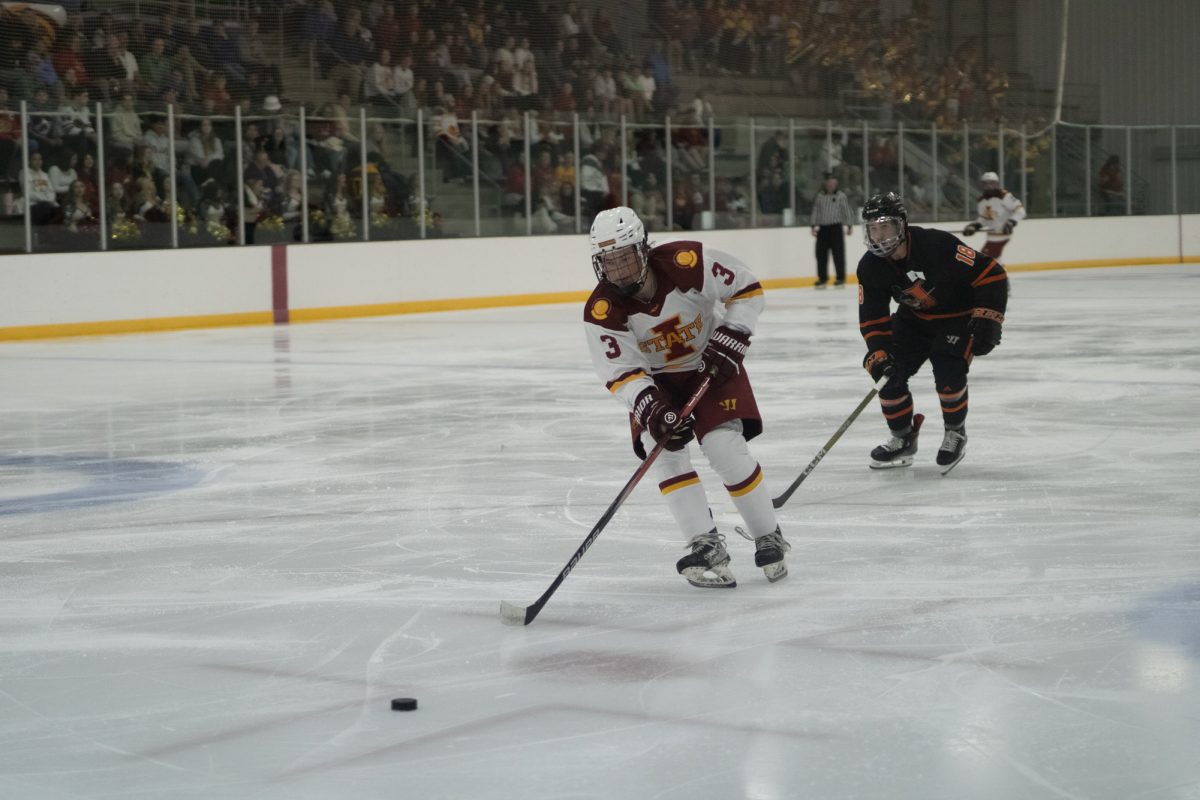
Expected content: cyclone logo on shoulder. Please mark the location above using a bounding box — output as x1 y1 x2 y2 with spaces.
591 298 611 320
674 249 698 268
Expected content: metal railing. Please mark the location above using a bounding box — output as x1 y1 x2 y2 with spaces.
3 105 1198 255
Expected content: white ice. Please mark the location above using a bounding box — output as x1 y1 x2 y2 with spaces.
1 263 1198 800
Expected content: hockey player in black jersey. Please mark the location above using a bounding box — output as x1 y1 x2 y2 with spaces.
856 193 1008 472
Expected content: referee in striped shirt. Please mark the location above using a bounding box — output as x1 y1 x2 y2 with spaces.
810 172 855 287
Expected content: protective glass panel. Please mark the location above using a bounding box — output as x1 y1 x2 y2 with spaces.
901 127 934 223
934 127 970 221
712 118 750 231
1129 127 1173 216
626 120 667 234
1052 124 1090 218
666 114 713 233
1176 126 1200 215
27 110 100 253
754 122 789 227
1021 125 1055 218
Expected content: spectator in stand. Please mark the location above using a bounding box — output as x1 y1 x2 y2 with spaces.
59 89 96 153
21 151 58 224
593 68 617 117
172 44 208 103
511 59 540 111
210 21 245 85
238 19 280 93
133 174 168 222
0 87 21 179
109 93 144 157
758 169 788 216
366 49 400 108
139 38 171 98
757 129 787 178
61 179 95 233
279 169 304 226
130 144 166 198
592 7 623 56
637 65 657 116
48 150 79 199
29 41 61 97
110 32 140 95
554 82 577 113
187 117 224 184
328 7 372 100
375 4 402 58
244 148 282 198
475 74 505 116
394 52 417 112
432 100 470 182
495 35 517 90
560 2 581 43
580 148 607 220
77 152 99 207
55 32 91 94
203 73 233 115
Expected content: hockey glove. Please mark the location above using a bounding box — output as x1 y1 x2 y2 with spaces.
633 387 695 452
963 222 982 236
1002 219 1017 234
698 325 751 388
969 309 1004 356
863 349 896 382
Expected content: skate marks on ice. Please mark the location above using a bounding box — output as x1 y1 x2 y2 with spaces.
0 267 1198 798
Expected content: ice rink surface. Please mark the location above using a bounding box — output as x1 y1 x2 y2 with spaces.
2 262 1199 800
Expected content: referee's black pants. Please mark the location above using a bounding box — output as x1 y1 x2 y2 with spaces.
815 224 846 284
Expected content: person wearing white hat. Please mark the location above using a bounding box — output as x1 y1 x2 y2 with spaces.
962 171 1025 260
262 95 282 113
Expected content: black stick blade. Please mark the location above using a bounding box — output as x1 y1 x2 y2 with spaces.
499 600 531 626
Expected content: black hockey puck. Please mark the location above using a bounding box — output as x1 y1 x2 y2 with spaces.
391 697 418 711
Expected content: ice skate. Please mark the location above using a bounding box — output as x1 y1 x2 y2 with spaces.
676 529 736 589
870 413 924 469
936 426 967 474
738 526 791 583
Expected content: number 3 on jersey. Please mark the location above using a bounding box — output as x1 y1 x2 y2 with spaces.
599 334 621 358
711 262 735 285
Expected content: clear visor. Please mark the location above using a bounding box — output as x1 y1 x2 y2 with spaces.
597 246 644 287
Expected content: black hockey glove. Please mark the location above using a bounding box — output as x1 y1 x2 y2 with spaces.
963 222 982 235
1002 219 1017 234
633 387 695 452
863 349 896 382
699 325 751 388
969 309 1004 356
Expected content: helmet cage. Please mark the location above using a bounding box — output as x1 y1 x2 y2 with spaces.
592 240 650 294
863 215 906 257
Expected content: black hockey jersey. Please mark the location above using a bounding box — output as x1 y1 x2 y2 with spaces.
856 225 1008 353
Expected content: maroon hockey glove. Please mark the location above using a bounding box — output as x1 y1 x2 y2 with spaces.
969 309 1004 356
863 349 896 381
633 387 695 452
698 325 751 388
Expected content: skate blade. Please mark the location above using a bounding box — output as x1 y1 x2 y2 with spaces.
870 456 913 469
681 564 737 589
762 562 787 583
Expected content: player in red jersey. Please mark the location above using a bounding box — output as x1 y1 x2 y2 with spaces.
583 207 789 588
857 193 1008 473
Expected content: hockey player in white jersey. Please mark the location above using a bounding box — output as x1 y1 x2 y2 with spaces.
583 207 789 588
962 171 1025 260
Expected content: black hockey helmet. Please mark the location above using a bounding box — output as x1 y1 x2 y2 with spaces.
861 192 908 257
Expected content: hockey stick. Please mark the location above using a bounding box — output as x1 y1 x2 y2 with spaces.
500 376 713 626
771 373 891 510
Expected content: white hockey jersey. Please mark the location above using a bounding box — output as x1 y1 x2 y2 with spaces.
583 240 765 412
974 189 1026 242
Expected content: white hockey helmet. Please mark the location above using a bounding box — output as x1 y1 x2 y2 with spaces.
589 206 650 295
980 171 1000 185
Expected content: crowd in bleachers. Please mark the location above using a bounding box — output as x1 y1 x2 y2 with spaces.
0 0 1015 249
